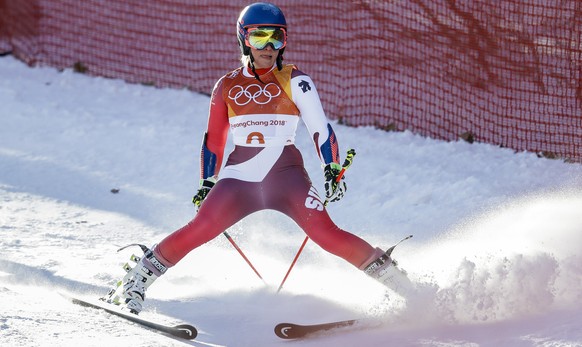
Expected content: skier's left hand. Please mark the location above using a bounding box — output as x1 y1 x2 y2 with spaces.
192 178 216 211
324 163 347 203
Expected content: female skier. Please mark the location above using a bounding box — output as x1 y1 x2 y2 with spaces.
104 2 401 314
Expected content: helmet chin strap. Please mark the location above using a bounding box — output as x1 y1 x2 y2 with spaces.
248 46 284 84
248 54 265 84
276 52 283 70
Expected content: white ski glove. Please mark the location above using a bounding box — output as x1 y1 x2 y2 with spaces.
323 163 347 203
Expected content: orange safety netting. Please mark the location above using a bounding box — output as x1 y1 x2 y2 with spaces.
2 0 581 162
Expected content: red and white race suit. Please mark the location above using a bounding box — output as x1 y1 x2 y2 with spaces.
154 64 378 270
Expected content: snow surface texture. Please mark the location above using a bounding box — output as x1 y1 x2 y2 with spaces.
1 55 582 346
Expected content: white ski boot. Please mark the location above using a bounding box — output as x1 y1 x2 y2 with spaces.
103 244 168 314
362 236 414 295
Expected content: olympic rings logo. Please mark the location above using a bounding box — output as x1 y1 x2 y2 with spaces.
228 83 281 106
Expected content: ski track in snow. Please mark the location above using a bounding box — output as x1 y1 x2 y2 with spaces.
1 55 582 346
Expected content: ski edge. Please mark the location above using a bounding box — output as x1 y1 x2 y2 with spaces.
62 292 197 340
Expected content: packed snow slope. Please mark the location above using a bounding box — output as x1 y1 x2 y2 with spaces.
1 55 582 347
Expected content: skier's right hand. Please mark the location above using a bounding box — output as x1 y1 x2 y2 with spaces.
192 178 216 211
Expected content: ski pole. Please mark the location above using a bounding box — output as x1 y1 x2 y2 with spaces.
196 187 265 282
277 149 356 292
223 231 265 283
277 235 309 292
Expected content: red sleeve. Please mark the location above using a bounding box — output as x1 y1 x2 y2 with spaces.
201 77 229 178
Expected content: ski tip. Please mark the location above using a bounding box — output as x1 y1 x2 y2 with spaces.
275 320 358 339
174 324 198 340
275 323 300 339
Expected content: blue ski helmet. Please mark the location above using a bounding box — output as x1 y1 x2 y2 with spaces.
237 2 287 57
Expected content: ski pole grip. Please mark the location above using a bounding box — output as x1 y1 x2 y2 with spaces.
335 148 356 183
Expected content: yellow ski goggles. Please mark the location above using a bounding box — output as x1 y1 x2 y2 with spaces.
245 27 287 50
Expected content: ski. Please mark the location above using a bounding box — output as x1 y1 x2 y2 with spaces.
275 319 360 339
63 293 197 340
